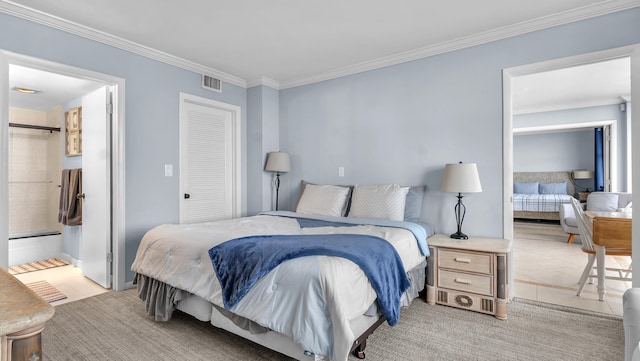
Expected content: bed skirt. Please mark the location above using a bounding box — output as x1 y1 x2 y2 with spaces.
134 260 425 360
134 259 426 324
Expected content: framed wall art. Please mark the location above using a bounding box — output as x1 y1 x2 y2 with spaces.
65 106 82 156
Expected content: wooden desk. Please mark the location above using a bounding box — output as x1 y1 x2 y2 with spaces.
0 267 55 361
584 210 632 220
586 212 632 301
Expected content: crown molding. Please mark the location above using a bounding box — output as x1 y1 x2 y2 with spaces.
280 0 640 89
247 76 280 90
0 0 247 88
2 0 639 90
514 98 627 116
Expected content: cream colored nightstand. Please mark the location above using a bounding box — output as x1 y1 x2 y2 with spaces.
426 234 512 320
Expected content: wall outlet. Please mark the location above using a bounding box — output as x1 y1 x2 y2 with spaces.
338 167 344 177
164 164 173 177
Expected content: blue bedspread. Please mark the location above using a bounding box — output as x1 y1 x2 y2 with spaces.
209 233 410 326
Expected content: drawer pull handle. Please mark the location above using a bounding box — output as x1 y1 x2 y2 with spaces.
455 278 472 285
454 257 472 264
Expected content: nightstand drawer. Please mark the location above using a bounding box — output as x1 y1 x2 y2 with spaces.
438 249 492 274
438 269 493 296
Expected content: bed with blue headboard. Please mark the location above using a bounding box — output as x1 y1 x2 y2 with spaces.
513 171 576 221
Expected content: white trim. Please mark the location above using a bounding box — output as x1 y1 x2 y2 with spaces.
1 50 127 291
247 76 280 90
1 0 639 89
0 52 7 269
514 120 616 134
0 0 246 88
626 100 633 193
632 47 640 286
514 99 630 115
179 93 242 222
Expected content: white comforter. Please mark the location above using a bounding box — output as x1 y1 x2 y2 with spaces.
131 213 426 361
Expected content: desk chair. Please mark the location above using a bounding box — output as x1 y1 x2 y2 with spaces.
571 198 632 300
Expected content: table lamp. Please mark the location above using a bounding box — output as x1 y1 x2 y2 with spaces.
441 162 482 239
264 152 291 210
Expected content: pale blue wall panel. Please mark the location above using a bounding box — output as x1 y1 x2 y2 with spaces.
280 8 640 237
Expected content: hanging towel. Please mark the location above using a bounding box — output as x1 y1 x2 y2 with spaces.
58 169 71 224
66 168 82 226
58 168 82 226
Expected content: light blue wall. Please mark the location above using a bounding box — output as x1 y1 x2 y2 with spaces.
0 12 248 282
514 129 593 173
247 85 280 215
514 104 628 191
61 97 82 261
279 8 640 238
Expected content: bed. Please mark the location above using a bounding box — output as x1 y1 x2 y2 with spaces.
513 172 575 221
131 183 433 361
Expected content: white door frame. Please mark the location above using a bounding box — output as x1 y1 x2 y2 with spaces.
503 44 640 287
179 93 242 222
0 50 127 291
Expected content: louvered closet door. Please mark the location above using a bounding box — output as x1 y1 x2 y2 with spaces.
180 96 234 224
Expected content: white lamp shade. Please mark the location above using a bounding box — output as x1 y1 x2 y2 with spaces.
265 152 291 173
441 163 482 193
572 170 594 179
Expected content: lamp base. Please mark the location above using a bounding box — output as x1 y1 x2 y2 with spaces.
450 231 469 240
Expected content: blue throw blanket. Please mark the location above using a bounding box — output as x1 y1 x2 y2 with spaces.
209 233 410 326
261 211 432 256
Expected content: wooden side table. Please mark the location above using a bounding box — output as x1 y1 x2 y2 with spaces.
426 234 512 320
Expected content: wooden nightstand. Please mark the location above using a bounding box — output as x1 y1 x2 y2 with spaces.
426 234 512 320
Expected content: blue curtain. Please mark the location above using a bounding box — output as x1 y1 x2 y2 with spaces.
594 128 604 191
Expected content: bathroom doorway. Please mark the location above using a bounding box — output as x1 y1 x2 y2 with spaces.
1 51 126 291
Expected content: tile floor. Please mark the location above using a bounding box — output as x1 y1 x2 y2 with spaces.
14 264 108 306
513 220 630 316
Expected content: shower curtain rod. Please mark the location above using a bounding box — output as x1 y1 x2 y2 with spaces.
8 122 61 133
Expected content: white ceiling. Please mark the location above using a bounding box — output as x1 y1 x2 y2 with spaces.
2 0 635 112
513 57 630 114
9 65 104 111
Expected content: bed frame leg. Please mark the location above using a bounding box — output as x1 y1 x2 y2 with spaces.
350 316 385 360
352 341 366 359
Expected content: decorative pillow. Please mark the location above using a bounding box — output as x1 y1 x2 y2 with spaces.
514 182 539 194
404 185 425 222
296 180 353 216
348 184 409 221
539 182 568 195
295 184 351 217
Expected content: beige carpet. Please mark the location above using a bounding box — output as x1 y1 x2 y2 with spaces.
42 289 623 361
26 280 67 303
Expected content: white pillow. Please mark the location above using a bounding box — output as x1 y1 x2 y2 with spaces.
295 184 350 217
348 184 409 221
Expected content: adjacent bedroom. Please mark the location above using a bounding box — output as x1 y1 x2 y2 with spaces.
510 55 632 318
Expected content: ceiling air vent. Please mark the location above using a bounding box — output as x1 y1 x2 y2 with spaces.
202 75 222 93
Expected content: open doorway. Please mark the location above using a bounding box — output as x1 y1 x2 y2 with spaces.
503 47 635 315
0 51 126 292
